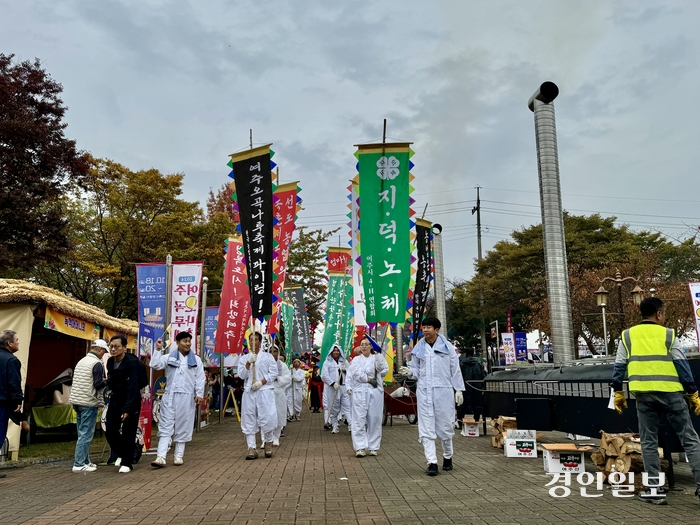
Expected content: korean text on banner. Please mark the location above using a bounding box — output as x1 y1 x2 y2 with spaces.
320 273 353 370
689 283 700 347
515 332 528 361
284 286 311 357
170 262 203 352
502 332 516 365
350 182 367 326
229 145 274 318
136 263 167 331
413 218 432 343
357 144 412 323
203 307 219 367
280 301 295 355
215 237 251 354
44 306 100 341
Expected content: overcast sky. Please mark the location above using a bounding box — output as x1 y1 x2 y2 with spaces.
3 0 700 281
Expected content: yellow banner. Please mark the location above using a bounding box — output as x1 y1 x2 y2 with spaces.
44 306 101 341
103 328 137 350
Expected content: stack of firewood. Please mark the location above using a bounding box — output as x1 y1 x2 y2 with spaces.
490 416 517 448
590 431 668 491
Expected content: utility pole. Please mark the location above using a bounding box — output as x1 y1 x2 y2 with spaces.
472 187 488 371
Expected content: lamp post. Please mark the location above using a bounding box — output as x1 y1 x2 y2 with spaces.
594 286 610 356
600 270 644 330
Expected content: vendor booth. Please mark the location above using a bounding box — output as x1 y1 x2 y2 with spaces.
0 279 137 460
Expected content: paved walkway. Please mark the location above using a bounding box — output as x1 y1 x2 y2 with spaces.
1 410 699 525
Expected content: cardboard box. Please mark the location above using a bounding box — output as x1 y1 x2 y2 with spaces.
461 419 479 437
542 443 589 473
504 429 537 458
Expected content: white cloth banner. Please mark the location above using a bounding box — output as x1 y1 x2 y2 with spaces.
170 262 204 353
502 332 516 365
351 182 367 326
689 282 700 348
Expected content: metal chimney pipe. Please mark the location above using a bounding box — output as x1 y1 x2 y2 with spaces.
432 224 447 333
528 82 576 365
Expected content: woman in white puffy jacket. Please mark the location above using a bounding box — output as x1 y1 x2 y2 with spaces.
347 336 388 457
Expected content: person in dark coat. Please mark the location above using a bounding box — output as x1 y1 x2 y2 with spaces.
0 330 23 476
309 366 324 413
457 347 486 426
105 335 142 473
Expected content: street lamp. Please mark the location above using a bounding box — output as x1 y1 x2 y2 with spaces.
600 270 644 329
594 286 610 356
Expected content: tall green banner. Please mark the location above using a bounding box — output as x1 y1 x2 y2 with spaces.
319 247 354 371
356 143 413 324
280 300 295 366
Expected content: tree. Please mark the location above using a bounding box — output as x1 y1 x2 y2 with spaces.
0 54 89 273
285 227 339 327
206 183 238 225
34 156 235 317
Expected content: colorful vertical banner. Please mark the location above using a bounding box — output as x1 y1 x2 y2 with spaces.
350 181 367 327
268 182 301 334
319 247 354 371
138 323 155 358
280 300 295 364
202 307 219 367
412 218 433 343
215 236 251 354
170 262 204 352
515 332 528 361
374 324 396 383
135 263 167 331
284 286 311 358
506 308 513 333
356 143 413 323
689 283 700 347
228 144 275 318
502 332 516 365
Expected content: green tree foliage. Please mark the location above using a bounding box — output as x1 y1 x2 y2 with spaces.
34 156 234 317
449 214 698 354
0 54 89 273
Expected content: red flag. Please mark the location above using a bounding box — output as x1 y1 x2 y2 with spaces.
215 237 251 354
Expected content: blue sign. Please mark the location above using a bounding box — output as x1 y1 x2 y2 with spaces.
202 307 219 367
136 264 167 330
138 323 155 358
515 332 528 361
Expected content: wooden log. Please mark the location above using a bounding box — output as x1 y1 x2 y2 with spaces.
628 454 645 472
591 451 606 469
613 455 632 474
621 441 642 455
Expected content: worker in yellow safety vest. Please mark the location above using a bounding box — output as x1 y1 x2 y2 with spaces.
613 297 700 505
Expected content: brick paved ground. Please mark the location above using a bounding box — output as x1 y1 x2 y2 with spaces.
1 410 699 525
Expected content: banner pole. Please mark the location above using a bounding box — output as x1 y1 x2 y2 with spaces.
219 352 225 425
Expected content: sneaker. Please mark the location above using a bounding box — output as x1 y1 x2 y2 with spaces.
695 487 700 501
72 464 97 473
173 457 183 466
331 428 339 434
264 443 273 458
88 463 97 468
272 439 280 447
114 457 122 467
426 463 439 476
118 466 132 473
246 448 258 460
280 430 285 437
368 450 378 456
288 416 294 422
151 456 166 468
356 449 366 458
638 488 667 505
442 457 453 471
324 423 332 431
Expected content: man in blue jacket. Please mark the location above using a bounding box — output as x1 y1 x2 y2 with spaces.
0 330 23 477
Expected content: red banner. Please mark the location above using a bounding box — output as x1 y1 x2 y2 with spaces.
327 246 351 274
268 183 300 334
506 308 512 333
215 237 251 354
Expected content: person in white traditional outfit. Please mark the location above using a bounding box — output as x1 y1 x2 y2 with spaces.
270 346 291 446
347 335 388 457
321 344 351 434
238 332 279 460
288 359 305 420
150 331 206 468
399 317 465 476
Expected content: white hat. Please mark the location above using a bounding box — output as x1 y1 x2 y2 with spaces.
91 339 109 350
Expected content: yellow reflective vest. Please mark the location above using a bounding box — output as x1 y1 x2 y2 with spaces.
621 324 683 393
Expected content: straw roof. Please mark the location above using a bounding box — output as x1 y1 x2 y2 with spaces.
0 279 138 335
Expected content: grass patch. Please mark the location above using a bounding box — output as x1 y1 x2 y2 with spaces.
19 435 110 462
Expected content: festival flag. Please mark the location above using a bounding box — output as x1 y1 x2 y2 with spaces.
215 236 251 354
284 285 311 359
228 145 275 318
372 325 396 383
349 181 367 327
202 307 219 367
356 143 414 323
170 262 204 352
268 182 301 334
319 247 354 371
136 263 167 331
280 300 295 365
412 218 433 343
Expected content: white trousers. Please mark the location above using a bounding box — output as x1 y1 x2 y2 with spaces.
417 387 455 464
351 387 383 451
241 389 277 447
289 385 303 416
329 385 351 430
156 392 196 458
